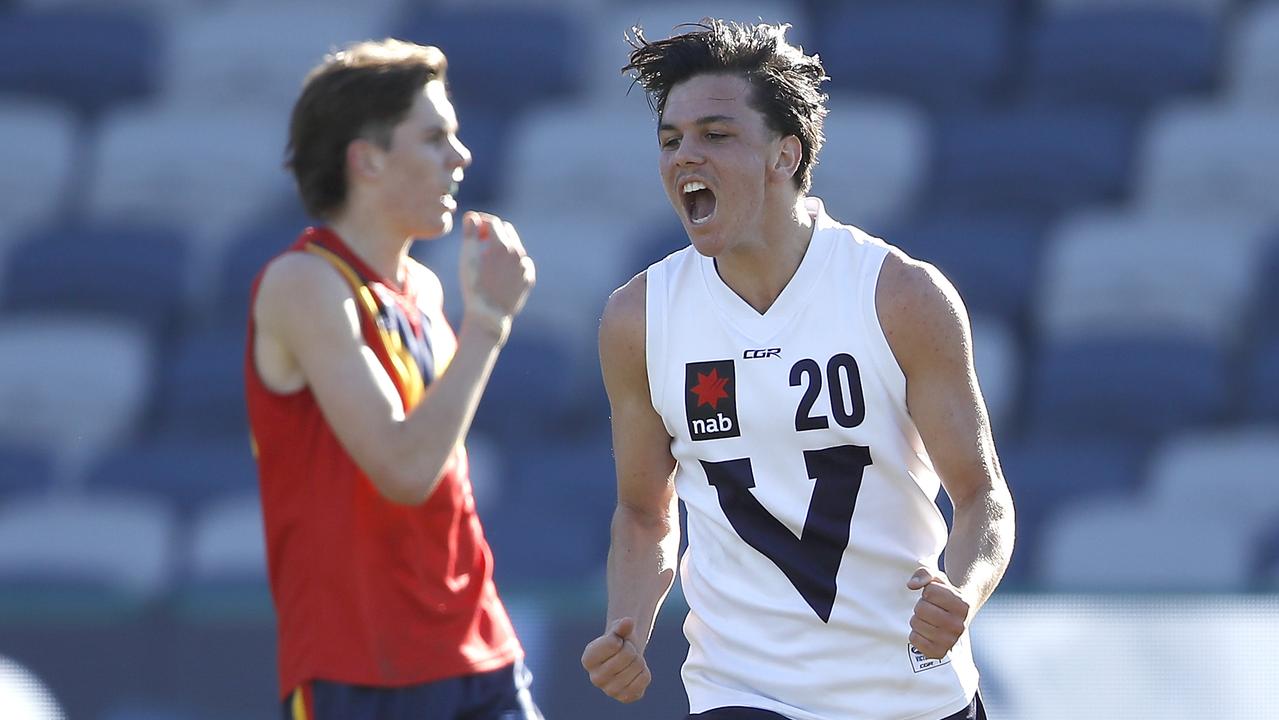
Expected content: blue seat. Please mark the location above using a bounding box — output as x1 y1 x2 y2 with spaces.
0 9 160 115
451 102 509 208
932 106 1135 213
0 444 52 496
216 202 310 327
396 7 583 113
1028 336 1228 440
1026 8 1219 108
886 210 1048 323
154 324 247 438
472 322 582 441
85 435 257 515
2 224 188 335
996 435 1145 589
815 1 1011 107
1248 337 1279 423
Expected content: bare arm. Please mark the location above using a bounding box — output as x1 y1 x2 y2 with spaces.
878 250 1015 653
252 213 534 505
582 272 679 703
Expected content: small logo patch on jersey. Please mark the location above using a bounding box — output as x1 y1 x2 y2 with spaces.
685 360 741 441
743 348 781 359
908 644 952 673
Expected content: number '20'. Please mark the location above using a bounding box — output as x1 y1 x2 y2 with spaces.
789 353 865 431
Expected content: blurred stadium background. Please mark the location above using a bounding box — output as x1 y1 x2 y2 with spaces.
0 0 1277 717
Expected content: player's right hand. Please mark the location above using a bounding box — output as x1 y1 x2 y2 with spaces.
459 211 535 338
581 616 651 703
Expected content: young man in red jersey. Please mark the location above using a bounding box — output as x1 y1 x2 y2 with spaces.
245 39 542 720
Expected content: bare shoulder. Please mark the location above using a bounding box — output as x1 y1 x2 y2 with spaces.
875 247 972 374
254 250 355 332
600 270 648 354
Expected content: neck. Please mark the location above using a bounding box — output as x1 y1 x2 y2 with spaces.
327 202 413 285
715 194 815 314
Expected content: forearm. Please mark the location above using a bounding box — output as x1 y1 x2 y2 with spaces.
388 321 505 501
606 500 680 655
945 483 1015 616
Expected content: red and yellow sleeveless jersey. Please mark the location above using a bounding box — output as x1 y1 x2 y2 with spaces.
245 227 521 698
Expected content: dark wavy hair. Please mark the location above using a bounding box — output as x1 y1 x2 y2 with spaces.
286 39 447 219
623 19 829 192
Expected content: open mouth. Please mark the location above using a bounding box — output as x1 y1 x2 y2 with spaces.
681 180 717 226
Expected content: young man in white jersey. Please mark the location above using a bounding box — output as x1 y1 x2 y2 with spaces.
581 20 1014 720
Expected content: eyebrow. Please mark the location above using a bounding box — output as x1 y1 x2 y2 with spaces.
658 114 737 132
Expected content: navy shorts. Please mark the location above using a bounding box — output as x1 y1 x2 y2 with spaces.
686 691 986 720
283 661 543 720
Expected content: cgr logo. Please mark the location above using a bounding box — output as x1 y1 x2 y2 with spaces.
743 348 781 359
685 359 741 441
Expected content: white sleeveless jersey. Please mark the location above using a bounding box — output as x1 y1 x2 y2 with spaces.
645 198 979 720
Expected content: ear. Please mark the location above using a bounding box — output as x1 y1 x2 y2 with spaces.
770 134 802 184
346 138 384 182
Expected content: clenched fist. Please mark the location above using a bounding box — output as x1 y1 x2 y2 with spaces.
581 617 651 703
906 568 971 660
459 211 535 341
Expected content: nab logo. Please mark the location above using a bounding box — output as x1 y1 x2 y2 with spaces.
684 360 741 441
743 348 781 359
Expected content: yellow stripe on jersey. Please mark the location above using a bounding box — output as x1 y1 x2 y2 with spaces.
304 243 425 409
291 686 307 720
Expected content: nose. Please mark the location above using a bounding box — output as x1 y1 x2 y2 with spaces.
451 134 472 169
672 135 703 167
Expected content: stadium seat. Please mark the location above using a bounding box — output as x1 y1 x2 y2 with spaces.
0 316 151 466
185 493 266 588
815 1 1011 107
397 5 585 114
932 106 1135 214
212 198 311 327
2 224 189 335
500 100 670 226
1247 338 1279 422
152 323 247 438
1028 336 1229 440
1039 0 1232 14
86 105 294 250
0 493 177 603
1039 495 1251 591
0 9 160 115
1228 0 1279 105
0 444 52 497
887 209 1048 324
84 435 257 515
471 319 588 442
1147 427 1279 538
1025 7 1219 109
997 435 1145 588
163 4 394 117
810 96 930 229
1036 210 1265 347
0 100 78 232
971 316 1021 436
1136 103 1279 223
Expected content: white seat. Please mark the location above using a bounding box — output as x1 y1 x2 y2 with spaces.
1040 495 1250 591
1136 103 1279 224
0 316 151 473
0 493 176 600
501 101 672 227
162 4 395 117
1037 209 1266 346
971 315 1019 434
1148 426 1279 535
811 96 929 229
188 493 266 583
86 104 293 249
0 101 77 234
1229 1 1279 106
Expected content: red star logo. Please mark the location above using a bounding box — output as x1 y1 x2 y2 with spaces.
690 368 730 408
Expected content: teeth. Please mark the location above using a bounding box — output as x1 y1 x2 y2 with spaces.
682 181 707 194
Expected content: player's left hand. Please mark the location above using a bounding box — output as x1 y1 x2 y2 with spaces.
906 567 971 659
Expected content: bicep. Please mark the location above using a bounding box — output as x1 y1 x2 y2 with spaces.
257 256 405 478
879 255 1002 507
600 278 677 515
